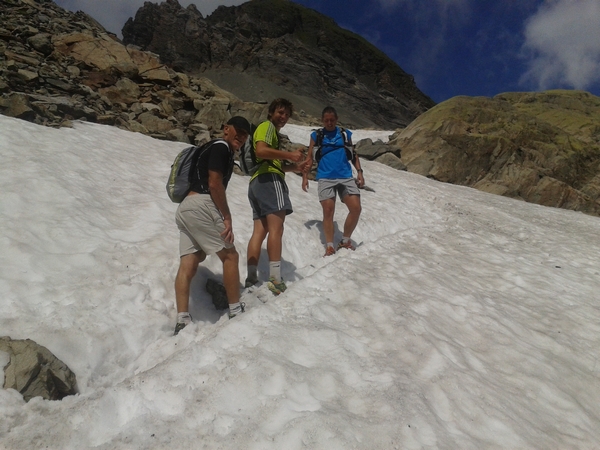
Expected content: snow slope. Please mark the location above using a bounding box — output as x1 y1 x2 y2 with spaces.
1 115 600 449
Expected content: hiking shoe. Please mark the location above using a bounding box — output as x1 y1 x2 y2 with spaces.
337 240 355 251
267 277 287 295
244 275 259 288
174 322 187 336
324 246 336 257
228 302 246 319
174 312 192 335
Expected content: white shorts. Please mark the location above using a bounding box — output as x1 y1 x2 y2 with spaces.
176 194 234 256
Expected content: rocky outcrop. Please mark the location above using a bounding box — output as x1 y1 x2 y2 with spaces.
1 336 77 402
122 0 435 130
0 0 273 144
390 90 600 215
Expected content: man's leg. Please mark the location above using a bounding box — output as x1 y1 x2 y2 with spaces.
246 217 268 286
175 251 206 314
174 250 205 334
265 210 286 264
215 246 240 305
320 198 336 248
340 194 361 248
265 210 288 294
321 197 335 243
216 246 244 318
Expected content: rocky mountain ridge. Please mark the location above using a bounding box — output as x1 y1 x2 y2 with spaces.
121 0 435 130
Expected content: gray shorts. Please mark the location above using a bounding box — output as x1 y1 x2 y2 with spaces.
318 178 361 202
176 194 234 257
248 173 293 220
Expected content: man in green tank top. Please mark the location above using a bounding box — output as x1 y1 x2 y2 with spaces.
245 98 305 295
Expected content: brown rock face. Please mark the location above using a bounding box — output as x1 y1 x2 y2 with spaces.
121 0 435 129
391 90 600 215
0 0 271 144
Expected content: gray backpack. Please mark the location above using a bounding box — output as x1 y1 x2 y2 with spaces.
237 124 260 175
166 140 224 203
237 123 281 176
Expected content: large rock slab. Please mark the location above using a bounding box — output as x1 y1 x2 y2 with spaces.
391 90 600 215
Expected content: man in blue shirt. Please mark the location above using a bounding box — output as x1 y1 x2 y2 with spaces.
302 106 364 256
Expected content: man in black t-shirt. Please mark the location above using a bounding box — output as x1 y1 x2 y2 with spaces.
173 116 251 335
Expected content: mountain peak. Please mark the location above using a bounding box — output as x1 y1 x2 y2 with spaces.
122 0 435 129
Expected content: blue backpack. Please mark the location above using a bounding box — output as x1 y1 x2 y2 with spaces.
314 127 355 163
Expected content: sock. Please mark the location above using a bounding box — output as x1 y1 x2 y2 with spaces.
229 302 243 315
247 264 258 280
342 237 351 244
327 242 334 249
177 312 192 324
269 261 281 282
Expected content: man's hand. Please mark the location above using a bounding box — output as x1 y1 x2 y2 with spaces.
302 176 309 192
220 217 234 244
286 149 304 163
299 159 313 174
356 172 365 189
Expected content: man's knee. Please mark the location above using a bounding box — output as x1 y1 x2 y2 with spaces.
177 261 198 280
217 246 239 263
178 252 203 277
321 199 336 215
344 195 361 212
350 203 362 215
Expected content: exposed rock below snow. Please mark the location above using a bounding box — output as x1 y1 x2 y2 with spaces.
1 336 77 402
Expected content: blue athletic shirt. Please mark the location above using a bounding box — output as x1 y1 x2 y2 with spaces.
311 127 353 180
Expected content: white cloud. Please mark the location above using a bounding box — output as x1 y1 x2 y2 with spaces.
521 0 600 90
54 0 247 37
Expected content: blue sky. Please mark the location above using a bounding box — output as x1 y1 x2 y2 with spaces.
55 0 600 103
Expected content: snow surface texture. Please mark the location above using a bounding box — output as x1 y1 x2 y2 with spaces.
1 115 600 449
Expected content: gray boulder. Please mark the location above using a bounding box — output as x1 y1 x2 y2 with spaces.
375 152 407 171
0 336 78 402
355 138 400 160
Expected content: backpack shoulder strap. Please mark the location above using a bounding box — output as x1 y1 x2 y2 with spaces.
315 128 325 147
338 127 353 146
193 139 229 176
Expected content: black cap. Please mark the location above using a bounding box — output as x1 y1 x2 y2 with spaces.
227 116 251 135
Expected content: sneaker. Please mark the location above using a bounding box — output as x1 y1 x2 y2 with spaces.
244 275 259 288
174 312 192 335
324 246 336 257
228 302 246 319
174 322 187 336
337 240 355 251
267 277 287 295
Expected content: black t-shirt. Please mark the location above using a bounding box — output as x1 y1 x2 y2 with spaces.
189 140 234 194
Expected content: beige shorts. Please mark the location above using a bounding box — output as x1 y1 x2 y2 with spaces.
176 194 234 257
